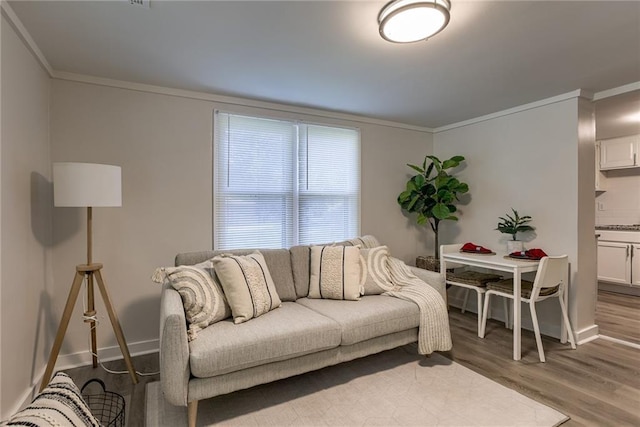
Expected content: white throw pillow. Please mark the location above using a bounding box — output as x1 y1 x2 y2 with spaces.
7 372 100 427
212 251 282 324
308 245 364 300
152 260 231 341
361 246 395 295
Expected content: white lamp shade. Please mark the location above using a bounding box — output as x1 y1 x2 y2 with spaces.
53 162 122 207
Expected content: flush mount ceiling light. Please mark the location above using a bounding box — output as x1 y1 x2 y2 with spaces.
378 0 451 43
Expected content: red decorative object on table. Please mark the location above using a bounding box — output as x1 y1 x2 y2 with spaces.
509 248 548 260
461 242 493 254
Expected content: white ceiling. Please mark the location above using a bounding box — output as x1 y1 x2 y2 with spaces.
8 0 640 128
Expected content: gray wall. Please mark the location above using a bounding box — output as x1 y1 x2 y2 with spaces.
1 14 52 417
49 78 434 363
434 96 597 340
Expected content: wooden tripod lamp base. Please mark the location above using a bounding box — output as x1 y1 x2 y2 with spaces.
39 263 138 392
47 163 136 392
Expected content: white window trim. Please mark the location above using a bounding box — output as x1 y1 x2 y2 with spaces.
212 110 361 249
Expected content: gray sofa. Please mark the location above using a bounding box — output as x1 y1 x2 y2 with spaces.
159 243 446 427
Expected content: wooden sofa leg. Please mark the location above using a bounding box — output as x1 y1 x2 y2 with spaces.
188 400 198 427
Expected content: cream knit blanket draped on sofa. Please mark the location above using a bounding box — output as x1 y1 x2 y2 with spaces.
385 257 452 354
352 237 452 355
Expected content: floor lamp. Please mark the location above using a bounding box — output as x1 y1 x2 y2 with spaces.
40 162 138 391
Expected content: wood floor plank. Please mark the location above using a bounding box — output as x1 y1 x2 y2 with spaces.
445 309 640 427
596 290 640 344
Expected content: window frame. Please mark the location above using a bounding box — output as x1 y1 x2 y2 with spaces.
213 110 361 250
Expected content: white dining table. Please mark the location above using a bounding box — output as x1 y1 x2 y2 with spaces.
440 251 553 361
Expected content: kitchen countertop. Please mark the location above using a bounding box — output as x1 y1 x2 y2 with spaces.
595 224 640 231
597 229 640 242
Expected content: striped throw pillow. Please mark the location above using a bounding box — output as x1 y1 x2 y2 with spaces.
152 260 231 340
212 252 282 324
7 372 100 427
361 246 395 295
308 245 364 300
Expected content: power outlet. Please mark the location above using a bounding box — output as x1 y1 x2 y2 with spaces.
597 202 605 211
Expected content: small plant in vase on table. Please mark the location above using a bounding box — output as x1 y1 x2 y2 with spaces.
496 208 535 254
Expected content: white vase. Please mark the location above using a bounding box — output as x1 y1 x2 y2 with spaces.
507 240 524 254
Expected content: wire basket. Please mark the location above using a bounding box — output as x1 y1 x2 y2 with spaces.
81 378 126 427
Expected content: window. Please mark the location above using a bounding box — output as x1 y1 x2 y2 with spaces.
214 111 360 250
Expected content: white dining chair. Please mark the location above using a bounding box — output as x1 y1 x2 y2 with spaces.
479 255 577 362
441 244 505 337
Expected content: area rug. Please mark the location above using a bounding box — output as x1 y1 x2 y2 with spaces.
146 345 569 426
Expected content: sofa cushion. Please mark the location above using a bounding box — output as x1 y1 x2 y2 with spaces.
152 260 231 341
344 235 381 248
189 302 341 378
308 245 364 300
361 246 394 295
296 295 419 345
212 252 282 324
176 249 297 302
290 235 382 298
290 245 312 298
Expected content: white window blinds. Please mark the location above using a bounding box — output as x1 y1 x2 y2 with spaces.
214 111 360 250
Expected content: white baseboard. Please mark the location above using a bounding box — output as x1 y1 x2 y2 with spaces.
6 339 159 420
54 338 159 371
598 334 640 350
448 290 596 343
575 325 599 345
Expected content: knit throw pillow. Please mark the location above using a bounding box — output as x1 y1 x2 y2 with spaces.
308 245 364 300
361 246 395 295
152 260 231 341
6 372 100 427
212 252 282 324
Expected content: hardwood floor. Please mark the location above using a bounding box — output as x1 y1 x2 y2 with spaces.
596 289 640 345
445 309 640 427
64 305 640 427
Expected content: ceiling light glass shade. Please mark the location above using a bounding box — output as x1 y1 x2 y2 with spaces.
378 0 451 43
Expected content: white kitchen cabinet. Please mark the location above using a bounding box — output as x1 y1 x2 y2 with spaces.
599 135 639 170
595 141 606 191
597 241 632 284
633 244 640 287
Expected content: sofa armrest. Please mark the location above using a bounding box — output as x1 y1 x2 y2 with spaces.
160 284 190 406
409 266 446 301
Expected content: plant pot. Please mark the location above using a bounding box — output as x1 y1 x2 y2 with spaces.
416 256 440 272
507 240 524 254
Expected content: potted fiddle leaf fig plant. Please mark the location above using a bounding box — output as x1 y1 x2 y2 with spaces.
397 155 469 270
495 208 535 253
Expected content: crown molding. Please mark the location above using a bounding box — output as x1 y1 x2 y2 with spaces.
434 89 592 133
592 81 640 101
1 0 53 76
51 71 433 133
1 0 431 133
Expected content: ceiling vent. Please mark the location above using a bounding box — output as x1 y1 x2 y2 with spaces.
129 0 150 8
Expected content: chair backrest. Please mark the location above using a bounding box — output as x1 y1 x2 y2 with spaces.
532 255 568 295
